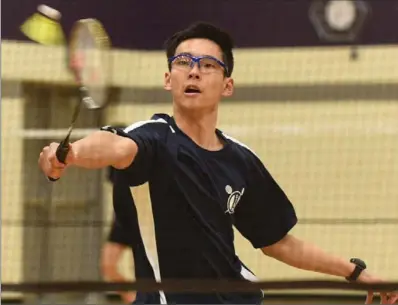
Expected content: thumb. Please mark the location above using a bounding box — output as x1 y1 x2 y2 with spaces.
64 143 75 165
53 142 74 165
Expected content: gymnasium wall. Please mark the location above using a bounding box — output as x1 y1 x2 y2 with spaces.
2 41 397 294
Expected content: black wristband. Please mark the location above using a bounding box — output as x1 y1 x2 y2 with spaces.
346 258 366 282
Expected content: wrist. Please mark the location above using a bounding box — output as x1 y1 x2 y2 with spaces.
65 144 76 166
345 258 367 282
356 270 371 282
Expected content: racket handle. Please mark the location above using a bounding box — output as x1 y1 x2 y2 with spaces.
56 139 70 164
47 140 70 182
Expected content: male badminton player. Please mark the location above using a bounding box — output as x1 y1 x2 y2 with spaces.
105 166 163 304
101 218 136 303
39 22 398 304
101 167 136 304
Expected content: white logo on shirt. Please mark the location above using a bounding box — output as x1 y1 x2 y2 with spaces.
225 185 245 214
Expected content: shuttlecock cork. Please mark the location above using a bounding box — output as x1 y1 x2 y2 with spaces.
38 4 62 20
20 4 65 45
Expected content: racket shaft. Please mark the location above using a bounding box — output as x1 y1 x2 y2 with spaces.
55 99 82 164
47 99 81 181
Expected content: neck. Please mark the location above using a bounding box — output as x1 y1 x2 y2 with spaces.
173 105 223 151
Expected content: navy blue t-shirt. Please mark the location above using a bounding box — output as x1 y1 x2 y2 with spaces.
103 113 297 304
107 167 133 246
107 217 131 247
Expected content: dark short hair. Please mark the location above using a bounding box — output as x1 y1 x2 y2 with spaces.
164 22 234 77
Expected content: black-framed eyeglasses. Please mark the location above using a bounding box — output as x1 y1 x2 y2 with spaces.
168 53 228 76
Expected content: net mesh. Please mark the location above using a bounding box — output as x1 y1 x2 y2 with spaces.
2 38 398 302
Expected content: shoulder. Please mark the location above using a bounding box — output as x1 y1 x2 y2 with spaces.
101 113 173 140
220 130 261 165
124 113 173 134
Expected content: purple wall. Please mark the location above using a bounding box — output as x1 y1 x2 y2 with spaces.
4 0 398 50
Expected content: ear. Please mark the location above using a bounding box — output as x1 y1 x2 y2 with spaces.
164 72 172 91
222 77 234 97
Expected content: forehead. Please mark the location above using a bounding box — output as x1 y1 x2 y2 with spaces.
175 38 223 60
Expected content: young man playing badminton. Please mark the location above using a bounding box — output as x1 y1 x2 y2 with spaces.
101 167 136 304
104 167 163 304
101 218 136 303
39 22 397 304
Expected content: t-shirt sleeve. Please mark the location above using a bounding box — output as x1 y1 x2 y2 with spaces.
101 116 168 186
108 174 133 246
109 171 142 248
233 150 298 249
108 217 131 246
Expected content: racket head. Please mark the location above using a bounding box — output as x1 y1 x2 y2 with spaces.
69 18 111 109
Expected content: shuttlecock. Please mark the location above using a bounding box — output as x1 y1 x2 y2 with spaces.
20 5 65 46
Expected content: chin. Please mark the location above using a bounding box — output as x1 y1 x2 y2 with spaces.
179 97 206 110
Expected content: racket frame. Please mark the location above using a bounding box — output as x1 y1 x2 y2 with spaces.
48 18 111 181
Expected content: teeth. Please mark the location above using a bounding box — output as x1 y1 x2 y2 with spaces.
185 86 200 93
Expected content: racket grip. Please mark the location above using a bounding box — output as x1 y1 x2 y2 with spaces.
47 140 70 182
56 140 70 164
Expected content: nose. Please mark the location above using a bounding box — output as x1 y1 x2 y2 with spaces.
188 61 201 80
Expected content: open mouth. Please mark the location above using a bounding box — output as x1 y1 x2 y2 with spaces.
184 85 201 95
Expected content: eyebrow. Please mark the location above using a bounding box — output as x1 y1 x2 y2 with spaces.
177 52 193 56
176 52 219 59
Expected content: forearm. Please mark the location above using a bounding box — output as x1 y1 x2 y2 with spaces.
262 234 355 278
67 131 137 169
103 267 128 282
102 265 136 302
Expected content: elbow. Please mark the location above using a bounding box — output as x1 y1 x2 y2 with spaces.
261 234 309 270
261 234 294 259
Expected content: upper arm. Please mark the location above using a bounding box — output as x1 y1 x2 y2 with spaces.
102 117 168 186
261 233 294 257
112 134 138 169
233 151 298 249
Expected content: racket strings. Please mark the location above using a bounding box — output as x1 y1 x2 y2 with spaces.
69 19 111 108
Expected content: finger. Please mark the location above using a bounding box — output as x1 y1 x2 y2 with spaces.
38 152 49 172
122 292 136 303
380 292 389 304
47 167 65 180
38 152 43 165
366 291 374 304
45 156 66 179
388 293 398 304
49 152 67 168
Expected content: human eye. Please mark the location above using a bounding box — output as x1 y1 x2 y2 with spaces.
175 56 191 66
201 58 219 71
